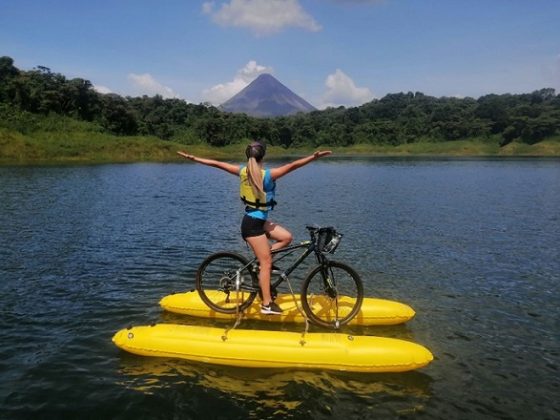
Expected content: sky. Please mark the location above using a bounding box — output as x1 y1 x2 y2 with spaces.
1 0 559 109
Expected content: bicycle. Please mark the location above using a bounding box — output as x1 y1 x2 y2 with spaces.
195 226 364 329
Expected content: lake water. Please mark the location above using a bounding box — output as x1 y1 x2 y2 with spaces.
1 158 559 419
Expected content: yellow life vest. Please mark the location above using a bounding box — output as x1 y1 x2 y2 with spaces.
239 167 276 210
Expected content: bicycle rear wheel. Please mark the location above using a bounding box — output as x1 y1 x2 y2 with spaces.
301 261 363 328
195 252 259 314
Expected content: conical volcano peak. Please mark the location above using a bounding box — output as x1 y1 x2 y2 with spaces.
253 73 276 83
220 74 316 118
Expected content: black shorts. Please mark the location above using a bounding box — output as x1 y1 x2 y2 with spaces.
241 214 266 239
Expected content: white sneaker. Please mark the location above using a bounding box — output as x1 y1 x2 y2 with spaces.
260 301 283 315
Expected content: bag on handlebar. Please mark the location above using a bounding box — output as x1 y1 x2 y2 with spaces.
314 227 342 254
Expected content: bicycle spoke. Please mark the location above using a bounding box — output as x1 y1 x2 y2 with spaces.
196 252 258 314
301 261 363 328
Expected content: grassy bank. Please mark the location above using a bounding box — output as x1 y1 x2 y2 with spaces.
333 137 560 157
1 127 559 165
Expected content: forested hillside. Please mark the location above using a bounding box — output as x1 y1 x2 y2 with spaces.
1 56 559 148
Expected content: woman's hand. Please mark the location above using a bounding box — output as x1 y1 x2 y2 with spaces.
313 150 332 159
271 150 332 180
177 151 195 160
176 151 240 175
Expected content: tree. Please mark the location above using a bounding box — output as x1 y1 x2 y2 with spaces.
1 56 559 147
476 94 511 134
100 94 138 135
0 56 20 103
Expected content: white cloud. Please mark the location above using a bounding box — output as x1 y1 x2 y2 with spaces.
93 85 112 94
202 60 273 105
202 0 321 36
127 73 179 99
202 1 214 14
320 69 374 108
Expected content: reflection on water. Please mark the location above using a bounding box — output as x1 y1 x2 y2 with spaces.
117 355 433 418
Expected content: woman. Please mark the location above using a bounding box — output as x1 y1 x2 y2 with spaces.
177 142 331 314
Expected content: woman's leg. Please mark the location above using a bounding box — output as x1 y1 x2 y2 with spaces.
264 221 293 251
244 233 274 305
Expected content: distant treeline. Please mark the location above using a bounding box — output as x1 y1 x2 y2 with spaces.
1 55 559 147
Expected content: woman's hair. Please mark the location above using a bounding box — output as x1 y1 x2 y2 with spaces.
245 141 266 195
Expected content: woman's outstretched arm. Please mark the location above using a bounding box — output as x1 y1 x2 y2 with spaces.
270 151 332 180
177 151 240 176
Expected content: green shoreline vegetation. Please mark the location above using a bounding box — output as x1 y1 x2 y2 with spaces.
1 55 559 164
2 124 559 165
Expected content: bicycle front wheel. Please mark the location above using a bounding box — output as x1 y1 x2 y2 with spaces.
301 261 364 328
195 252 258 314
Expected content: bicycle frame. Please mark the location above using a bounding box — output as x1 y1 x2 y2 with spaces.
195 225 362 328
236 238 330 294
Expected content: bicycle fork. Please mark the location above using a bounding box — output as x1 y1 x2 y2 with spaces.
320 262 341 329
319 261 337 298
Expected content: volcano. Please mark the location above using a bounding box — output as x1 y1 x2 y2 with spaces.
220 73 316 117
